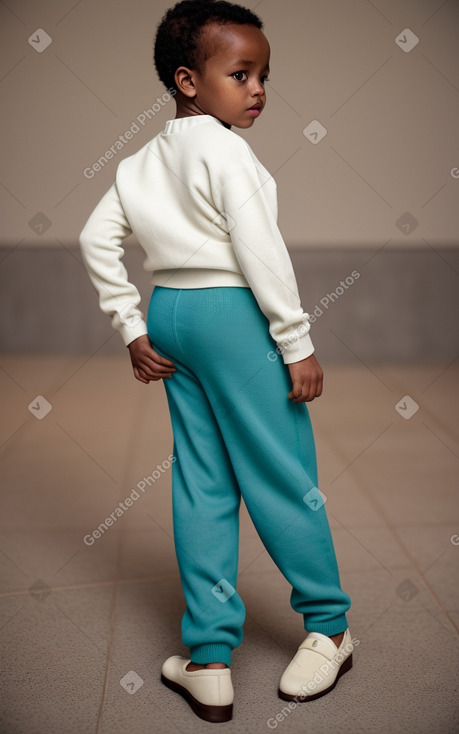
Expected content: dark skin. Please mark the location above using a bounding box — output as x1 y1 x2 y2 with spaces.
128 23 336 668
128 333 323 403
129 21 324 404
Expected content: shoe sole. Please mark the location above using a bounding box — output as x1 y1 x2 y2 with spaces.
161 673 233 723
278 653 353 702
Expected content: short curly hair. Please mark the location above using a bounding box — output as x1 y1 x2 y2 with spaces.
154 0 263 93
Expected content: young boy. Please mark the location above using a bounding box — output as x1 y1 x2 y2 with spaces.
79 0 354 723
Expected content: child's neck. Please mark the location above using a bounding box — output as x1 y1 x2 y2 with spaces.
173 99 231 130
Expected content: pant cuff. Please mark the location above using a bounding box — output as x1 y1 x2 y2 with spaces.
304 613 349 637
189 643 232 666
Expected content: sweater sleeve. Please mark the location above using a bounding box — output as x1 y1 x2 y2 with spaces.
214 158 314 365
79 181 148 347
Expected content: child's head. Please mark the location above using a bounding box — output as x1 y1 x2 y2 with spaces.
154 0 270 128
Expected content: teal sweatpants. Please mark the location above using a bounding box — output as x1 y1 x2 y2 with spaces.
146 286 351 667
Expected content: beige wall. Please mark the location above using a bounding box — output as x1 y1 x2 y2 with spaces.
1 0 458 248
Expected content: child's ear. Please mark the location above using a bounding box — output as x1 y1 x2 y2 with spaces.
174 67 197 98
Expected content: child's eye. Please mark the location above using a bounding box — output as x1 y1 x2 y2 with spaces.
261 76 270 84
232 71 248 82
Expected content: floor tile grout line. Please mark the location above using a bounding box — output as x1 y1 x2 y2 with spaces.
96 383 158 731
96 581 120 734
379 362 459 446
388 523 459 624
3 366 459 624
315 435 441 581
96 485 128 731
0 562 432 602
328 455 459 619
312 408 397 525
311 364 459 564
0 573 181 599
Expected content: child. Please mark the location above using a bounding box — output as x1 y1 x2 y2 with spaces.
79 0 353 723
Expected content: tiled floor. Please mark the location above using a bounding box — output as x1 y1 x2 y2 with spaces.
1 356 458 733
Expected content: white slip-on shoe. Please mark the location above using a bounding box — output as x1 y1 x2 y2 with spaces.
279 628 354 702
161 656 233 723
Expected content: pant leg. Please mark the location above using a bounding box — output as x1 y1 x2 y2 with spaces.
147 286 246 666
149 286 351 639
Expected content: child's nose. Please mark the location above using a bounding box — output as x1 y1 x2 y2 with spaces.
250 80 265 97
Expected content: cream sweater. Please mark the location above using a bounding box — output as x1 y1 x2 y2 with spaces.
79 114 314 363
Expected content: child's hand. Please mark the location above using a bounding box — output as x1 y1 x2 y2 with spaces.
287 354 323 403
127 335 176 384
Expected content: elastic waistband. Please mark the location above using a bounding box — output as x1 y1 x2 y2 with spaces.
150 268 250 289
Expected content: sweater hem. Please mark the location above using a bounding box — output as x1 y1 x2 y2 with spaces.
150 268 250 289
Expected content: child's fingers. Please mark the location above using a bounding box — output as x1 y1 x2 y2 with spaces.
138 363 173 380
288 375 322 402
133 366 150 384
128 339 177 382
134 349 176 374
287 356 324 402
133 353 177 381
142 350 175 368
139 345 176 369
134 363 168 383
154 352 176 367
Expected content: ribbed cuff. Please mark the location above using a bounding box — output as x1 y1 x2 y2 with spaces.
280 332 315 364
304 613 349 637
121 320 148 347
189 643 232 667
